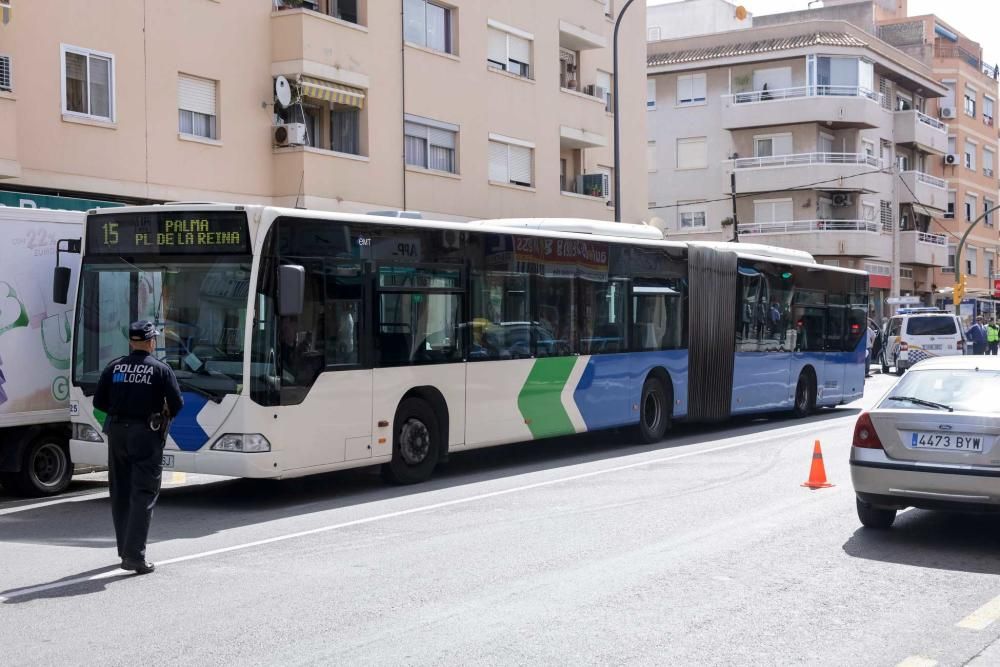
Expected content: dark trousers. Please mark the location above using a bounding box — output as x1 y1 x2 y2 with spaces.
973 343 988 356
990 341 999 355
107 421 163 562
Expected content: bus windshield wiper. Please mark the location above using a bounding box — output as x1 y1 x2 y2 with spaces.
888 395 953 412
175 377 224 404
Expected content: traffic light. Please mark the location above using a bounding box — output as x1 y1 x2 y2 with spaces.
953 274 968 305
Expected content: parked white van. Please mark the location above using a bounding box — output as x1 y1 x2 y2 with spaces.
880 312 966 375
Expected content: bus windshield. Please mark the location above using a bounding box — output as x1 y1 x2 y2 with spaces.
73 257 251 400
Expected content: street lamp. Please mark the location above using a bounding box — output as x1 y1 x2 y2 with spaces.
952 203 1000 315
612 0 639 223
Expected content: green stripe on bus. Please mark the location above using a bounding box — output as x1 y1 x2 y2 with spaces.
517 357 577 439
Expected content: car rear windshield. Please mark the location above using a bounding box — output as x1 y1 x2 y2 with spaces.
879 369 1000 413
905 316 956 336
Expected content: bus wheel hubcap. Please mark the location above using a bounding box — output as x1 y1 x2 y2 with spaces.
32 443 66 488
400 419 431 465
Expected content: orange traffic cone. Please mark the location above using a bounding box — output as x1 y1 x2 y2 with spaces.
801 440 834 489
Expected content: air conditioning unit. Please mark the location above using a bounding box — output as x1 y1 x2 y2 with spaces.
577 173 610 199
944 153 959 166
940 106 957 119
273 122 306 147
832 193 853 207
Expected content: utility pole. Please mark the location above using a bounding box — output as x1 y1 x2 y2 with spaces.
612 0 638 223
730 171 739 243
952 203 1000 316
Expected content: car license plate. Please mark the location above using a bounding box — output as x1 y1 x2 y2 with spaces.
924 344 942 350
162 454 174 468
909 432 982 451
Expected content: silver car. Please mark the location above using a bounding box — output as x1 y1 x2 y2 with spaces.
850 356 1000 528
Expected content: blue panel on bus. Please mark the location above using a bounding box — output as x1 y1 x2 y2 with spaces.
573 351 689 430
168 392 210 451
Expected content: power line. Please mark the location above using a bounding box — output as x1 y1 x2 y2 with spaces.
892 169 963 243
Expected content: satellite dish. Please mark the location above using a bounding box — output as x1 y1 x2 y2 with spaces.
274 75 292 108
735 5 748 20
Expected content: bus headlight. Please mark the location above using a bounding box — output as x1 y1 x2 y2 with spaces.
72 423 104 443
211 433 271 453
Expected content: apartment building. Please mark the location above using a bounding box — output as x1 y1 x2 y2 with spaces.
647 19 950 318
645 0 750 43
0 0 646 222
877 15 1000 310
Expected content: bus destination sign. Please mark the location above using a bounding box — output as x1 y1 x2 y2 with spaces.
86 212 250 255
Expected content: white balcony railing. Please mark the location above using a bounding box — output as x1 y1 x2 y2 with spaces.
914 231 948 246
738 219 880 235
724 85 882 105
732 152 883 170
901 170 947 189
914 109 947 131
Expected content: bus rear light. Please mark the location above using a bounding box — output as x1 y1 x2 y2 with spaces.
212 434 271 453
852 412 884 450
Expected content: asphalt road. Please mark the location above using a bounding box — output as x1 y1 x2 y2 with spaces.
2 372 999 666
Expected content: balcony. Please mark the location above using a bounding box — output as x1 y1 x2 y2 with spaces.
894 110 948 155
736 219 890 258
900 230 949 267
271 4 369 75
897 171 948 213
720 86 887 131
0 94 19 179
729 153 888 194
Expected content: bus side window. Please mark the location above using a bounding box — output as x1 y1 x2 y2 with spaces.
324 262 362 367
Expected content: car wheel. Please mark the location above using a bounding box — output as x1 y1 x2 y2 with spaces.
793 371 816 418
7 436 72 497
636 377 671 444
381 398 441 485
894 364 905 376
880 354 889 375
856 497 896 529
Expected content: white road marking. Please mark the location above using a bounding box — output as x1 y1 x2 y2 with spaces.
0 420 847 602
895 656 937 667
0 492 107 517
958 595 1000 630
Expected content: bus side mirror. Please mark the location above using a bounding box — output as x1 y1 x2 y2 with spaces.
53 266 72 305
278 264 305 316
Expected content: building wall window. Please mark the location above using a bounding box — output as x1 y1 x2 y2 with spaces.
61 44 114 121
178 73 218 140
946 189 956 219
985 96 995 126
984 148 994 177
647 141 657 173
753 198 793 223
487 23 531 79
404 114 458 173
676 137 707 169
489 136 533 187
647 78 656 110
965 193 977 222
967 247 978 276
0 54 11 92
277 78 367 155
965 139 976 170
331 106 360 154
964 85 976 117
404 0 453 54
679 209 706 229
676 73 706 105
753 133 792 157
947 135 957 156
985 198 995 227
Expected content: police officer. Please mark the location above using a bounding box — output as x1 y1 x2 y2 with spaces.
93 321 183 574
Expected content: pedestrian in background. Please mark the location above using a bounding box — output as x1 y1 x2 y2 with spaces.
967 316 988 356
93 321 183 575
988 319 1000 356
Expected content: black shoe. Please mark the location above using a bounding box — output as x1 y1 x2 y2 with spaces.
121 559 155 574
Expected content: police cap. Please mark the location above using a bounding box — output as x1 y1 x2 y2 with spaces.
128 320 159 341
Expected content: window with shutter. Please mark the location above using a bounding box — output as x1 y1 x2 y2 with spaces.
647 78 656 109
753 199 793 223
404 115 458 173
488 139 533 187
0 55 11 92
509 145 532 186
178 73 218 139
486 24 532 79
676 73 706 105
676 137 707 169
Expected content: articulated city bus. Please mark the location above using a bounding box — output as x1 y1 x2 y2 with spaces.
64 205 867 484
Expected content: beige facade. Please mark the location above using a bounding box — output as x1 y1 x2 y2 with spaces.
0 0 646 223
646 19 951 317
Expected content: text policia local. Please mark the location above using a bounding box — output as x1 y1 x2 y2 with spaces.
138 218 241 247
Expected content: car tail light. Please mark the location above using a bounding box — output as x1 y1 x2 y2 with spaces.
899 341 909 352
853 412 884 450
957 339 965 351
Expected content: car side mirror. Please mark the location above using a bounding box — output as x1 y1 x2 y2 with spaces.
277 264 305 316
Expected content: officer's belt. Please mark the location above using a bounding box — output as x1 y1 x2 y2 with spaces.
109 416 154 426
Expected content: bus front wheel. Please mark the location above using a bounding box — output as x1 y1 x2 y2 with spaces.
636 377 671 444
382 398 441 485
793 371 816 418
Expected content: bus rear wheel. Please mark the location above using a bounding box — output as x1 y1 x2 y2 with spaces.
636 377 671 444
3 435 72 497
381 398 441 485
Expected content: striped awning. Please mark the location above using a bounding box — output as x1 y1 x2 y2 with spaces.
297 76 365 109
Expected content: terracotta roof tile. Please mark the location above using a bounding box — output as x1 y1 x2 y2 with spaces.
648 32 868 67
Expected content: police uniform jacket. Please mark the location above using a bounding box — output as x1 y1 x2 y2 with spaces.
93 350 184 421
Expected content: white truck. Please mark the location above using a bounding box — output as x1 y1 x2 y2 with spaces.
0 206 83 495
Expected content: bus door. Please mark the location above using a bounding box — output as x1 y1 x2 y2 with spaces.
822 304 848 404
792 305 827 402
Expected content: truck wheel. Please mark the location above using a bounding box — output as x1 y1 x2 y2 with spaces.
8 436 72 497
636 377 670 444
381 398 441 485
